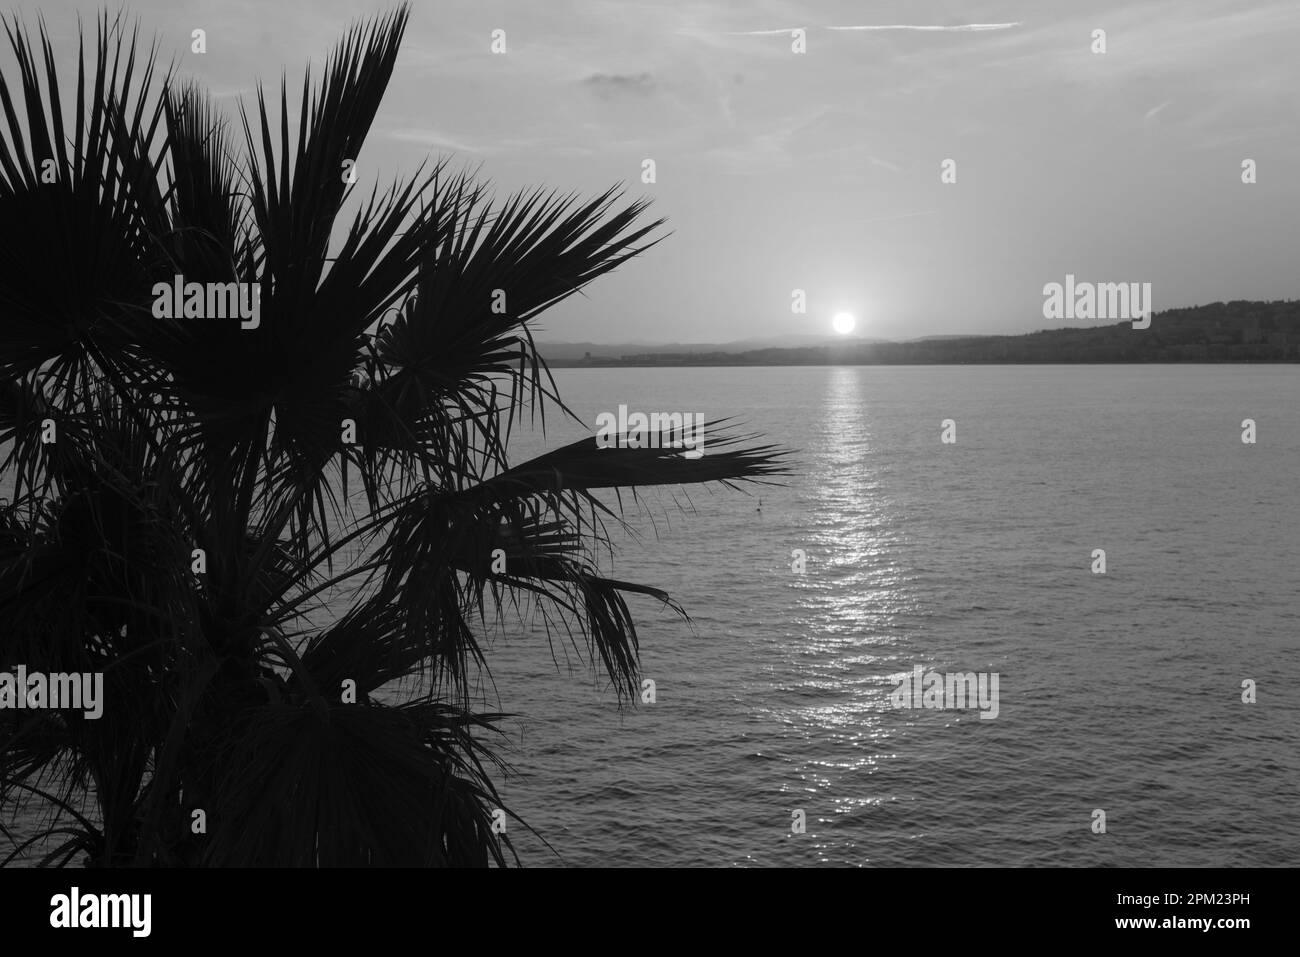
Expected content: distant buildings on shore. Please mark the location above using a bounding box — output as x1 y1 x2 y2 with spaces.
556 300 1300 367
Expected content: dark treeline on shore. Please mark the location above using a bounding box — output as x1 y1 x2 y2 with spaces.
554 300 1300 366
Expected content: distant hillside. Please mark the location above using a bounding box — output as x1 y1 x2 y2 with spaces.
546 301 1300 366
538 332 887 362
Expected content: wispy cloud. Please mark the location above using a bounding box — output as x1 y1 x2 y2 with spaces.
582 72 656 97
811 143 904 172
699 105 861 173
859 209 938 225
387 127 602 159
1144 99 1174 121
388 127 495 154
722 23 1021 36
826 23 1022 32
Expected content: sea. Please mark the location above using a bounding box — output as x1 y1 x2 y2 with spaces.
472 364 1300 866
4 364 1298 867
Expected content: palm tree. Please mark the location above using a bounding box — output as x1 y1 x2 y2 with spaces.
0 6 785 866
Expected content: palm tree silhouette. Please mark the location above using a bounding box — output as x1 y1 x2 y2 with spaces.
0 6 785 865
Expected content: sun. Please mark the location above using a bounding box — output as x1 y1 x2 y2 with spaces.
832 311 856 335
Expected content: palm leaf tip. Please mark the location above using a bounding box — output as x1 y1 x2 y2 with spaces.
491 420 791 494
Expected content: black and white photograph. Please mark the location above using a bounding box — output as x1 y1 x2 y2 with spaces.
0 0 1293 940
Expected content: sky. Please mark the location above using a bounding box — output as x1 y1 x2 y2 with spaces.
12 0 1300 343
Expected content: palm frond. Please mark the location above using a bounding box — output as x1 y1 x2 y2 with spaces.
0 3 794 869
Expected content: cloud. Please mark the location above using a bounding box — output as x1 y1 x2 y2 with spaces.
859 209 938 226
673 24 797 58
826 23 1023 32
386 126 601 159
803 141 904 171
698 105 840 173
720 24 1021 37
582 72 656 97
865 154 903 173
386 127 504 155
1144 99 1174 121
